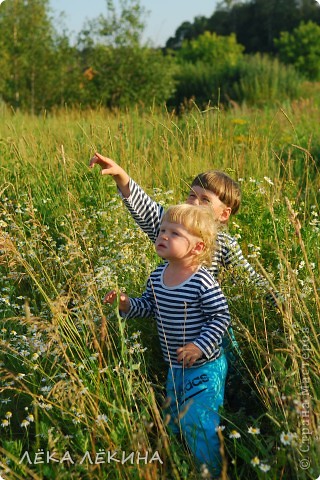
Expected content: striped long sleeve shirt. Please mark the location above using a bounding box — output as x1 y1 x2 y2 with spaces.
124 263 230 368
121 179 278 303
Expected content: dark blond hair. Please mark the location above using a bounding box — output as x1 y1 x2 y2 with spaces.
191 171 241 215
161 204 217 267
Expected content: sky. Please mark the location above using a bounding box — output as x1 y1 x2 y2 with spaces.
49 0 219 47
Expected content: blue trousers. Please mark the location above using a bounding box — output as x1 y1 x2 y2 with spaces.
223 325 242 366
166 354 227 476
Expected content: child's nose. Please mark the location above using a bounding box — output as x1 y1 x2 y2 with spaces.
160 232 168 239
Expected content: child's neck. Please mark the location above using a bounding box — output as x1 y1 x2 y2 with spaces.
163 260 200 287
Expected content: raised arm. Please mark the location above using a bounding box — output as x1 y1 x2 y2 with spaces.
89 153 130 198
89 153 164 243
121 179 164 243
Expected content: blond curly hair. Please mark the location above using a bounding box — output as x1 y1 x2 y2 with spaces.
161 204 218 267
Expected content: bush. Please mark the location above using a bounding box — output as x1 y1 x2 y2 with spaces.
230 54 304 107
169 54 304 110
168 61 239 110
275 21 320 81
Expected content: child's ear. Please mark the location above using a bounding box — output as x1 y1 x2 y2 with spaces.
219 206 232 223
192 241 205 255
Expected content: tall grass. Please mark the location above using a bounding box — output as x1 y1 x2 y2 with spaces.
0 103 319 479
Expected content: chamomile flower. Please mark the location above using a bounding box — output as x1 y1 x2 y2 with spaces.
21 419 30 428
248 426 260 435
264 176 274 186
96 414 108 424
294 400 304 415
251 456 260 466
259 463 271 472
280 431 294 445
200 463 211 478
229 430 241 439
131 330 141 340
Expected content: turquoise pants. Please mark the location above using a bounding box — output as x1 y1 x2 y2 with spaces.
223 325 242 366
166 354 227 476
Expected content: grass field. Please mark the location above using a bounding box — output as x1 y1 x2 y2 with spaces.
0 100 319 479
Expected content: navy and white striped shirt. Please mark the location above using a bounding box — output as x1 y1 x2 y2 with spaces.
121 179 277 303
124 263 230 368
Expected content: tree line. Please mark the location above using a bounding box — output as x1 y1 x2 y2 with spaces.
166 0 320 54
0 0 320 114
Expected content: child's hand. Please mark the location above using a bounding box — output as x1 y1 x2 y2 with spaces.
103 290 130 313
89 153 121 176
176 343 203 367
89 152 130 197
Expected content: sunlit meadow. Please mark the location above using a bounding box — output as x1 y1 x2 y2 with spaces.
0 99 319 479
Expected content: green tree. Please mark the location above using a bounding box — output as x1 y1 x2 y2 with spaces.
166 0 320 55
275 21 320 80
76 0 177 108
176 31 244 68
76 42 176 108
51 34 83 108
165 16 209 50
0 38 9 97
169 32 244 110
0 0 57 112
94 0 147 47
